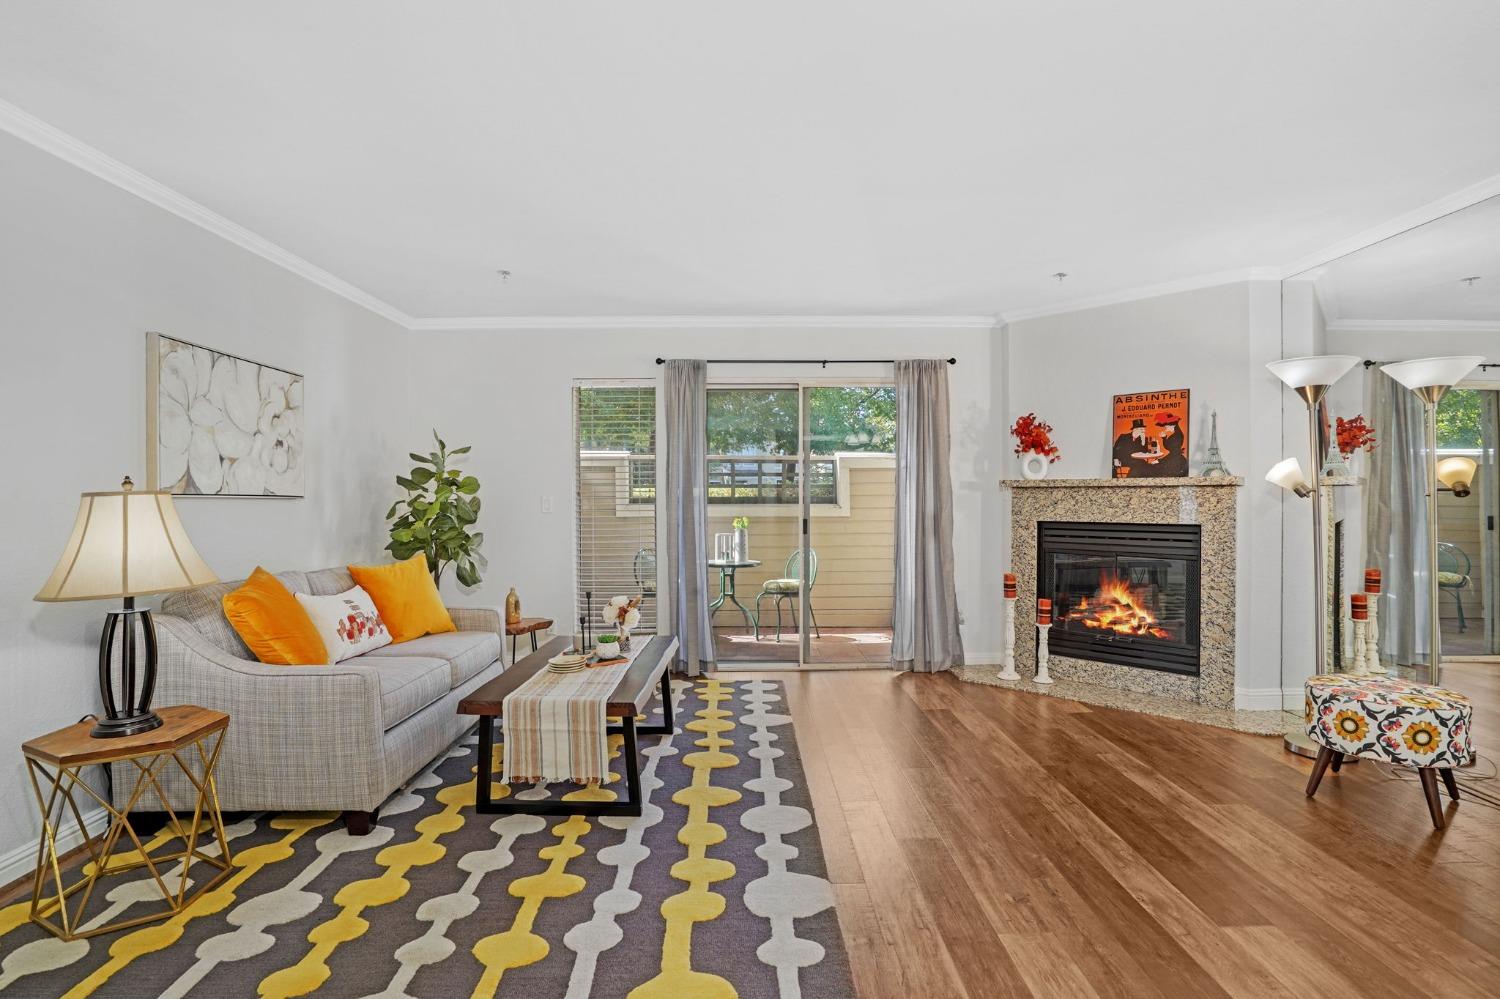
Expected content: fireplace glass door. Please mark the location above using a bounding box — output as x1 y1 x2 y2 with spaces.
1038 522 1201 675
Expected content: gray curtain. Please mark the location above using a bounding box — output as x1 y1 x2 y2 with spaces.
892 359 965 672
1365 369 1430 667
1481 392 1500 654
663 359 715 676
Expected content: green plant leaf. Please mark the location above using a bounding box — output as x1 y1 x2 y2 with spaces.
395 475 418 491
409 452 434 465
449 445 471 456
458 475 480 494
384 501 401 519
410 466 435 485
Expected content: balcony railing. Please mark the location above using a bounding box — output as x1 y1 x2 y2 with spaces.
615 454 842 504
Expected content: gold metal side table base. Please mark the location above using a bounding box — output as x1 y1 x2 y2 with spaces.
22 706 233 941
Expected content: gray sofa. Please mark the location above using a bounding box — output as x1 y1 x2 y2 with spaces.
117 566 510 833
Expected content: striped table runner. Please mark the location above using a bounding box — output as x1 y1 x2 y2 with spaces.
500 645 640 785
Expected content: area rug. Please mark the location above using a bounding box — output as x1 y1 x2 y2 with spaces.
0 678 853 998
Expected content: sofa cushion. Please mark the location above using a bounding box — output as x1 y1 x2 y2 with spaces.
355 631 502 689
306 566 356 596
162 570 310 659
346 655 451 729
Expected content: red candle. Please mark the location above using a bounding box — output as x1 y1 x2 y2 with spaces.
1351 592 1368 621
1364 568 1382 595
1037 597 1052 625
1004 572 1017 599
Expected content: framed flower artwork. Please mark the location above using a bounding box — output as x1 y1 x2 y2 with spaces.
145 332 305 497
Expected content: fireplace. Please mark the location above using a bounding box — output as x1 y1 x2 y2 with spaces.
1037 521 1201 675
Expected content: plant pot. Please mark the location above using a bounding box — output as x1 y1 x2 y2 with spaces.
1021 453 1050 480
732 528 749 562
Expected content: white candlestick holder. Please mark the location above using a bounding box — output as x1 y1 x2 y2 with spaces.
1351 616 1368 676
997 595 1020 680
1364 595 1385 675
1034 622 1054 684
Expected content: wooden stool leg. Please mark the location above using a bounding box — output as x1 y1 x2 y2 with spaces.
1418 769 1446 830
1330 752 1343 773
1439 768 1460 802
1306 746 1335 797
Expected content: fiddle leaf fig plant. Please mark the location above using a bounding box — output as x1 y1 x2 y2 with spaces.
385 430 486 588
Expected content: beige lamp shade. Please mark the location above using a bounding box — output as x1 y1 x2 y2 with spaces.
1437 455 1478 498
35 478 218 602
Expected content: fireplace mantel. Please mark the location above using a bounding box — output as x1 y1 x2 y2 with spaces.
1001 476 1244 489
989 473 1240 708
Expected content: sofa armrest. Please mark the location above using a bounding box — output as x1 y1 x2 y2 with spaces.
447 605 504 638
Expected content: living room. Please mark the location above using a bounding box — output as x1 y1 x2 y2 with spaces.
2 4 1498 997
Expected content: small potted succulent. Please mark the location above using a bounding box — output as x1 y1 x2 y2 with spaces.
595 633 621 659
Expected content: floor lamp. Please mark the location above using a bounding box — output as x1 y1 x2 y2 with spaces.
1266 355 1359 758
1380 356 1483 686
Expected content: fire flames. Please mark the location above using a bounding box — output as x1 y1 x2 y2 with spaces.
1066 572 1170 639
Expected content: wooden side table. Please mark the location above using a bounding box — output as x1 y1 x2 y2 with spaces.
505 616 553 665
21 704 234 940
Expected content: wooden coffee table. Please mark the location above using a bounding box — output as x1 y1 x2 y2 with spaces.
457 634 679 817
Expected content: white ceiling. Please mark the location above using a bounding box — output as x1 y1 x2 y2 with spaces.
2 1 1499 322
1300 195 1500 324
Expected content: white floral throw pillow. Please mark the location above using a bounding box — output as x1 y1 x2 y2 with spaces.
294 586 392 662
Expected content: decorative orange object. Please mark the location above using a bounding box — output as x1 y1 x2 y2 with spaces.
1364 568 1382 594
1351 593 1369 621
1336 415 1377 457
1003 572 1017 598
1037 596 1053 624
222 567 329 665
1011 413 1061 463
348 552 456 644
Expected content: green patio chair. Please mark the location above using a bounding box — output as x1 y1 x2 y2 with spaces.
1438 541 1472 632
754 549 821 641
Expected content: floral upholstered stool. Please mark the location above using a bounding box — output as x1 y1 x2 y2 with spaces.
1304 674 1474 829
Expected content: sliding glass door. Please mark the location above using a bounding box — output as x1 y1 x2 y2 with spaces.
703 379 896 668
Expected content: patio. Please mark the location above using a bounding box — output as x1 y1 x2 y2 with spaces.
713 625 894 665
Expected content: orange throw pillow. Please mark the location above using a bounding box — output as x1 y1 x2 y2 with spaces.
348 553 456 644
222 567 329 666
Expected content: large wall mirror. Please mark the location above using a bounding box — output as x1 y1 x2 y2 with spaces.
1283 194 1500 719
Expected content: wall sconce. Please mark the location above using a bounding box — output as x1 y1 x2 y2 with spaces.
1437 455 1477 498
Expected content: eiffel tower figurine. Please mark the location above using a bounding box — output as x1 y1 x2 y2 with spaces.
1200 409 1232 478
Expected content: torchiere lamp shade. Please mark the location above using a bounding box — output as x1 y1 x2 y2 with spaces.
1382 356 1484 393
35 481 217 602
1266 355 1361 390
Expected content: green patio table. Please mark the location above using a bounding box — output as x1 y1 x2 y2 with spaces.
707 557 761 631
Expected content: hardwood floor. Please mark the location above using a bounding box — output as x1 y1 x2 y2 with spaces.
748 669 1500 998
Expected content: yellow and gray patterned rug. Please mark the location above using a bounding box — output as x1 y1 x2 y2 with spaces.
0 678 852 998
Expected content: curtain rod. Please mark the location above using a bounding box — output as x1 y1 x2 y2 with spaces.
1362 359 1500 369
654 357 955 366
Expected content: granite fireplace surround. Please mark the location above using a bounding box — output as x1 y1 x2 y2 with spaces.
990 477 1243 709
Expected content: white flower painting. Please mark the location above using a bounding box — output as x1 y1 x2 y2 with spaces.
147 334 305 497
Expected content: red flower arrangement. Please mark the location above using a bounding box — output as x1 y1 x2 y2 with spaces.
1011 413 1061 463
1335 415 1376 457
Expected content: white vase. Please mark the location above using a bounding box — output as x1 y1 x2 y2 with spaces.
1021 453 1050 480
732 528 749 562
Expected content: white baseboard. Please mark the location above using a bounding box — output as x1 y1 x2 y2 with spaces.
1235 687 1301 711
0 806 110 892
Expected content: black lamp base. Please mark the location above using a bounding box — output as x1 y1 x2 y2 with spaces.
93 598 163 740
91 711 164 739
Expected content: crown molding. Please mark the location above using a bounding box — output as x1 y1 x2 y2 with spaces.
998 267 1280 324
1279 172 1500 279
0 97 415 329
408 314 1000 331
1327 318 1500 334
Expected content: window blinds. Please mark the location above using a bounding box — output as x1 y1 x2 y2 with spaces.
574 385 658 633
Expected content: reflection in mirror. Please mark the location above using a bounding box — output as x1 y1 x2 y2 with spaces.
1282 193 1500 742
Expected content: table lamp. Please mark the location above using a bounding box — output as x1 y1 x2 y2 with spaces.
35 477 218 737
1381 356 1484 684
1266 354 1359 757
